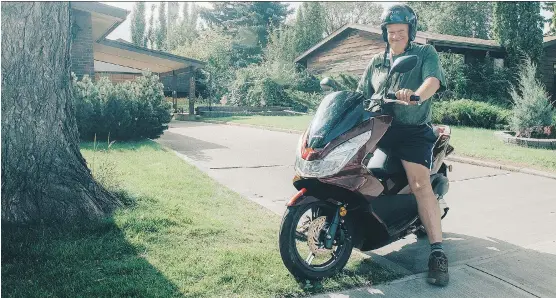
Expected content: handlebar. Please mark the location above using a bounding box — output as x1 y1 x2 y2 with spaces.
386 92 420 102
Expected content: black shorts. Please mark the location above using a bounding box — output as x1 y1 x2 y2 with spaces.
377 123 438 170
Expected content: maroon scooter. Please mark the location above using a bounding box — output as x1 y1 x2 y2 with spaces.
279 55 453 281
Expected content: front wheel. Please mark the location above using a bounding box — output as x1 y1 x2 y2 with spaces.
279 201 353 281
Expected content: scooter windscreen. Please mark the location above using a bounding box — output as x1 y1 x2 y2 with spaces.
307 91 366 149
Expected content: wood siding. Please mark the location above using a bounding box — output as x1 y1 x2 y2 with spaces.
306 30 386 78
541 43 556 101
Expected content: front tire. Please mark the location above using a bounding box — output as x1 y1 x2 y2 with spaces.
279 201 353 281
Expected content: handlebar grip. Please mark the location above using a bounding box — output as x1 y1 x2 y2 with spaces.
410 95 420 102
386 93 420 102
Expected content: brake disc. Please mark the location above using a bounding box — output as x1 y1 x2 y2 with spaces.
306 216 333 257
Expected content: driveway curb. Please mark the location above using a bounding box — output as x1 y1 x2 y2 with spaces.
188 119 556 180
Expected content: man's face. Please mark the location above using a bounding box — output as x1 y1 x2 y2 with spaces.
386 23 409 50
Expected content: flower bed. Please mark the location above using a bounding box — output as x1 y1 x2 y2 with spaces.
495 131 556 150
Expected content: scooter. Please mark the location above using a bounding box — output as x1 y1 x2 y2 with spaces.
278 55 454 281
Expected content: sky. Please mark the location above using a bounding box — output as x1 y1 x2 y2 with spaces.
102 1 553 42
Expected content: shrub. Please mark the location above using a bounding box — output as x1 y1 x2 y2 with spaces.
432 99 510 129
329 73 359 92
509 57 554 137
438 52 468 99
437 52 512 107
285 89 322 111
72 71 171 141
227 60 321 111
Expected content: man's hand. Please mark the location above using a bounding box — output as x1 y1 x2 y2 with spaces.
395 88 419 105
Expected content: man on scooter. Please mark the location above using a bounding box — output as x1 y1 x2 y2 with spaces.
357 4 449 286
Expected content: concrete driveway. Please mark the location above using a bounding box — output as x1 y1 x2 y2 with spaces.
157 120 556 297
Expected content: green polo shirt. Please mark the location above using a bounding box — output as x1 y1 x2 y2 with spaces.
357 42 446 126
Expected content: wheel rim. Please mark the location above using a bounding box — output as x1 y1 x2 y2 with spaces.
291 203 349 272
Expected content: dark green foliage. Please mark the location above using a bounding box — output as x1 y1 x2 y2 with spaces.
438 52 513 107
294 2 326 55
509 57 555 136
228 61 321 112
408 2 493 39
331 73 360 92
432 99 510 129
322 2 382 35
72 72 171 141
493 2 544 73
199 2 292 67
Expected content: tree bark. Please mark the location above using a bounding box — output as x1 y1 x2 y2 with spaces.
1 2 120 224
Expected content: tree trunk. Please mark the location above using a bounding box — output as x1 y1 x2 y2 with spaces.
1 2 120 224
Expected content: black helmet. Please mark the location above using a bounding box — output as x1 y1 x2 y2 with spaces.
380 4 417 42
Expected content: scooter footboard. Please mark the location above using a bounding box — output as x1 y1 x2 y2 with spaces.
370 194 418 231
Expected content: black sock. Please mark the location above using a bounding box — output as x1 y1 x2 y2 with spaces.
431 242 443 252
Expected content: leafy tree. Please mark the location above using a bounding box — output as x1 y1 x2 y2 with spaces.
199 2 291 66
294 2 326 55
166 2 180 50
408 2 493 39
156 2 167 50
405 2 439 32
494 2 544 71
322 2 383 35
293 5 305 55
146 4 156 49
265 24 298 63
172 28 234 101
543 2 555 34
131 2 146 46
168 2 179 29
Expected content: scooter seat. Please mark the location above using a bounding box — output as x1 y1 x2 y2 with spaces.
366 148 405 179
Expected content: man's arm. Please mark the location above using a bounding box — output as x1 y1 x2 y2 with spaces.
415 77 440 101
396 45 445 104
395 77 439 104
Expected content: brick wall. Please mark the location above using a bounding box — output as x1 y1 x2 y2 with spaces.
71 10 94 80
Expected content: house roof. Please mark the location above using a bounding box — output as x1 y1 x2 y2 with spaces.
295 24 505 63
71 2 129 42
544 35 556 48
72 2 204 73
94 39 205 73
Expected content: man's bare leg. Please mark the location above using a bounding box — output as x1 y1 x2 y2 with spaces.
401 160 442 243
401 160 449 286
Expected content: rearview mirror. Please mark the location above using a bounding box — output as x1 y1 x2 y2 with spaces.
389 55 418 77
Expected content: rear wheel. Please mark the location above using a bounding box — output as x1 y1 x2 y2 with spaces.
279 201 353 281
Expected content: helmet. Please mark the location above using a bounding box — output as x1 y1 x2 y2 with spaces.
380 4 417 42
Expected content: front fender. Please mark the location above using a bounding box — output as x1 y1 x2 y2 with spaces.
286 193 320 207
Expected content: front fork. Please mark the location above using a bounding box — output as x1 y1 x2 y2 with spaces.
324 205 347 249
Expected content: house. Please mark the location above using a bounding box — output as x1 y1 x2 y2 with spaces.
70 2 204 98
295 24 555 100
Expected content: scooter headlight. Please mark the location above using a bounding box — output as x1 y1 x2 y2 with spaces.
295 131 372 178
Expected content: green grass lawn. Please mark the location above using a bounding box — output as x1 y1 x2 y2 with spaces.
2 140 401 298
200 115 556 173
